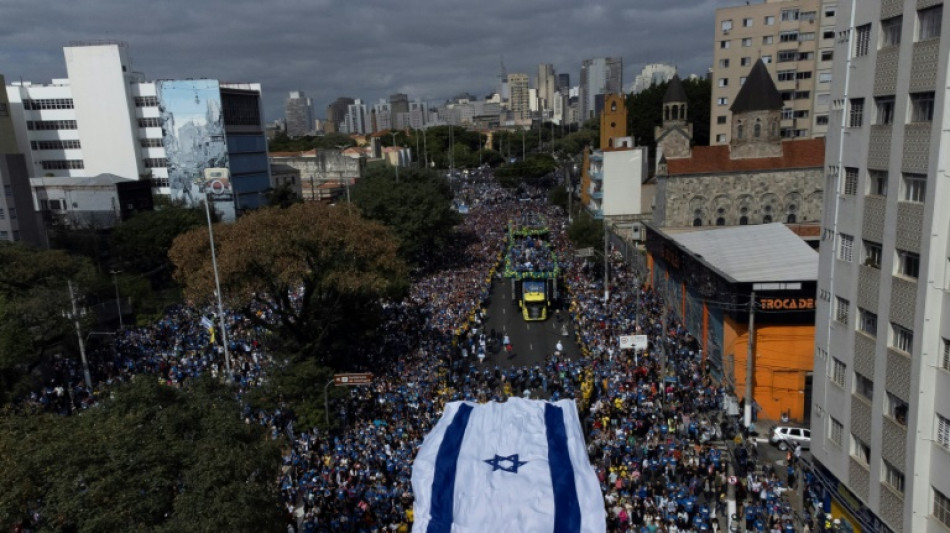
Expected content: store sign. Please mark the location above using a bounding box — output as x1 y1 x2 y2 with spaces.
758 296 815 310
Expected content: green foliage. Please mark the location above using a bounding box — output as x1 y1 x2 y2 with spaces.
268 131 355 153
626 77 712 152
548 184 568 211
0 243 95 405
494 153 557 189
248 357 340 430
0 377 283 531
352 165 461 264
109 207 206 278
265 182 302 208
567 209 605 252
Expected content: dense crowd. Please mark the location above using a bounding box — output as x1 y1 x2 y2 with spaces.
15 174 809 532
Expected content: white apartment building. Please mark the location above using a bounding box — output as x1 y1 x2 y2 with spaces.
345 99 371 134
811 2 949 532
711 0 838 145
630 63 677 94
4 42 271 216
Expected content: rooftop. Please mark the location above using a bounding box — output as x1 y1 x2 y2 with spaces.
667 138 824 175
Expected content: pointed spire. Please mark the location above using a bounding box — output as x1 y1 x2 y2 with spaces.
663 74 687 104
730 59 783 114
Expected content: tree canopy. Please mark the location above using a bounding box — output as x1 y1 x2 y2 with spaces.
268 131 356 153
109 206 206 279
626 76 711 152
351 165 461 265
0 242 95 404
169 203 407 362
0 377 283 532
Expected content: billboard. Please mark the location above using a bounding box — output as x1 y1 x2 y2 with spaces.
156 80 230 213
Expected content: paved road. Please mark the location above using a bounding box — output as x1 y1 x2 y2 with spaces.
468 275 583 369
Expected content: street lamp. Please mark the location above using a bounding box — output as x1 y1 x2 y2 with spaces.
202 187 233 383
109 269 123 329
389 131 400 183
64 280 93 390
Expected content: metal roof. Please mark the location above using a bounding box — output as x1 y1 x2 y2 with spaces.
662 223 818 283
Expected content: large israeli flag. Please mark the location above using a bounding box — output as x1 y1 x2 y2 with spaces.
412 398 606 533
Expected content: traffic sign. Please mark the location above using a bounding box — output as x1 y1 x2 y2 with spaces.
574 247 594 258
333 373 373 386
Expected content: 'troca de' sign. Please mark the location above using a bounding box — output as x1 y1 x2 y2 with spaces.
758 297 815 310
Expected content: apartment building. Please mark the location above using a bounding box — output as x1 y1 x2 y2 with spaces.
0 73 43 245
811 2 949 532
507 73 531 120
4 42 270 219
579 57 623 124
284 91 313 138
711 0 838 144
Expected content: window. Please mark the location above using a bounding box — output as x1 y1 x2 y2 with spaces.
817 115 829 126
138 117 162 128
849 98 865 127
26 120 78 130
743 17 753 27
720 40 731 49
717 115 727 125
780 30 800 42
140 138 164 148
718 78 729 88
22 98 74 110
875 96 895 125
896 250 920 279
801 10 816 22
938 414 950 450
778 70 796 82
851 434 871 464
30 140 82 150
824 6 836 18
902 173 926 203
821 50 834 61
881 16 902 47
739 57 751 67
863 240 882 268
843 167 858 195
854 372 874 400
717 97 729 106
800 32 816 42
796 71 813 80
133 96 159 107
910 92 935 122
778 50 798 62
855 24 871 56
782 8 800 21
719 58 730 68
838 233 854 261
40 160 84 170
823 30 836 40
150 177 170 188
795 90 811 100
721 19 733 32
831 358 846 386
858 308 878 336
936 488 950 528
943 338 950 371
8 208 14 220
143 158 168 168
742 37 753 47
761 55 772 64
835 297 850 324
763 35 774 45
891 323 913 354
918 5 943 41
765 15 775 25
882 460 905 494
829 417 843 446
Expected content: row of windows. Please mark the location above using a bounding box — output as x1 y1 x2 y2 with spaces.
40 160 84 170
22 98 74 110
134 96 159 107
139 138 164 148
777 50 814 63
27 120 77 130
776 70 813 82
833 297 915 355
143 158 167 168
837 165 926 203
0 207 14 219
138 117 162 128
838 234 920 278
150 177 170 188
853 6 941 59
720 10 827 33
30 140 81 150
847 93 934 128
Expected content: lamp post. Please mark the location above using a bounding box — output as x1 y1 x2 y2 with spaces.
109 269 123 329
389 131 400 183
423 128 428 169
202 188 233 382
65 280 93 390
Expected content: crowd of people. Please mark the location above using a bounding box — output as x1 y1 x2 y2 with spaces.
15 173 811 532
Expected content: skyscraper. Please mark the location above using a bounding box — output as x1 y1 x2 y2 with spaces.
0 73 43 246
579 57 623 123
507 73 530 120
811 2 950 532
325 97 355 133
537 64 556 115
284 91 313 138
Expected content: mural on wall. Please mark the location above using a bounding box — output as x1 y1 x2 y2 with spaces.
157 80 231 217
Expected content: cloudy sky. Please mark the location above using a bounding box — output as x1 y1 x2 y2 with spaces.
1 0 738 122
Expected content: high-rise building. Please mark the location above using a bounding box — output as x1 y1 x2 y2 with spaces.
284 91 313 138
810 2 950 532
325 97 355 133
407 100 428 130
0 73 43 246
557 73 570 93
389 93 409 130
579 57 623 123
5 42 270 217
537 64 557 114
630 63 677 94
372 100 392 132
507 73 530 120
710 0 837 145
344 99 370 134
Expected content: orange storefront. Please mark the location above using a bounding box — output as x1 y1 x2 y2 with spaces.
643 223 818 424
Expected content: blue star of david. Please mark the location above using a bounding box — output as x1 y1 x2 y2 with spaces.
484 454 527 473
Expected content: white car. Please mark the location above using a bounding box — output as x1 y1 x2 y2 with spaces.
769 426 811 451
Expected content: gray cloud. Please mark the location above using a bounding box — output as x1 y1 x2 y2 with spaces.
0 0 738 122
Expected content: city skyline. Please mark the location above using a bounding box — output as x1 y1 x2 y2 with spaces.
0 0 737 122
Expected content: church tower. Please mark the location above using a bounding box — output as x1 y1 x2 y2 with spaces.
729 59 783 159
654 75 692 160
599 93 627 150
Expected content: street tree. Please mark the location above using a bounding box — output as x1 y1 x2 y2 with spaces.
109 206 206 278
0 377 283 532
168 203 407 362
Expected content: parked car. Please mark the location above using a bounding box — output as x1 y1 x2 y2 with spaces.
769 426 811 451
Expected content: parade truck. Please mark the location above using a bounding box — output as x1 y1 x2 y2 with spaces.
502 213 560 322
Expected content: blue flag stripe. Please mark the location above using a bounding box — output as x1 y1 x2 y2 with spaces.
545 403 581 533
426 403 474 533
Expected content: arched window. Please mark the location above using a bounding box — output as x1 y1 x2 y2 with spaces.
664 106 670 121
787 213 797 223
693 218 703 227
770 120 778 136
763 214 773 223
739 216 749 225
737 121 744 139
611 102 617 112
716 217 726 226
754 120 762 138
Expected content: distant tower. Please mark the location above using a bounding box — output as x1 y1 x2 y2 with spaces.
729 59 783 159
599 94 627 150
284 91 313 138
654 75 693 160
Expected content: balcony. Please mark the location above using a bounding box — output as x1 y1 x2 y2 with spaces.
589 189 603 199
590 169 603 181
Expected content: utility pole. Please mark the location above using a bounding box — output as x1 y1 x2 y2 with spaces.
603 219 609 304
203 192 233 382
66 280 93 390
744 291 757 429
109 269 123 329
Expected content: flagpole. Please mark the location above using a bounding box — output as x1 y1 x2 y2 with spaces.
204 188 233 382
